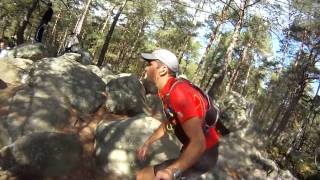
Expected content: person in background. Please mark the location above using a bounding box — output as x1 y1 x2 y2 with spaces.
64 32 80 53
0 39 8 58
136 49 220 180
35 1 53 43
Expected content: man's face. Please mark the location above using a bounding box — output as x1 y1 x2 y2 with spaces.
144 60 161 83
0 42 4 49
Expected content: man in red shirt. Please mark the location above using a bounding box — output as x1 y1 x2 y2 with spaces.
136 49 219 180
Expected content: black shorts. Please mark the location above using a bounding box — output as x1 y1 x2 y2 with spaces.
154 144 219 179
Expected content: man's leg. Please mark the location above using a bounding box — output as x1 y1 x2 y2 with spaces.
136 159 175 180
182 144 219 179
35 25 45 43
136 166 155 180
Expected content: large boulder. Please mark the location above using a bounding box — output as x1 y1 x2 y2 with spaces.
142 79 158 95
100 63 114 76
95 114 180 179
63 51 92 66
4 85 70 140
0 132 82 178
57 52 81 62
105 74 146 115
2 54 106 141
219 91 249 135
32 54 106 116
145 94 165 119
79 50 92 65
209 132 297 180
86 65 102 77
0 58 33 84
86 64 116 84
6 43 49 61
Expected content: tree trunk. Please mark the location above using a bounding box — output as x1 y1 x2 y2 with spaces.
16 0 39 45
57 28 69 54
100 5 116 33
284 51 320 154
182 55 190 74
122 18 148 71
241 61 252 96
193 0 232 83
271 29 315 144
294 30 307 67
177 0 205 63
27 23 34 41
116 46 127 70
49 8 62 44
97 0 128 67
267 101 285 136
1 17 9 38
208 70 225 99
261 33 290 128
257 101 272 125
272 88 305 144
272 71 309 143
199 34 222 88
207 0 249 98
227 44 249 92
73 0 93 35
92 5 117 60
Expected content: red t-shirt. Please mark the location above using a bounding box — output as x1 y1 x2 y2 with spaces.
159 77 219 150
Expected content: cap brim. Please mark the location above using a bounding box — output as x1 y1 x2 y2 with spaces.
141 53 157 61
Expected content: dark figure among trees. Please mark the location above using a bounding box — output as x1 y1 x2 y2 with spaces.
35 1 53 43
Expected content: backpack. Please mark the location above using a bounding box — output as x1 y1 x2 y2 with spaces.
163 78 230 136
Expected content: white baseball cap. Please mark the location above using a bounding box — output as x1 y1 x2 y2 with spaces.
141 49 179 73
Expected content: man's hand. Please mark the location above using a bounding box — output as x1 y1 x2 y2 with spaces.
137 121 168 161
155 168 173 180
137 143 149 161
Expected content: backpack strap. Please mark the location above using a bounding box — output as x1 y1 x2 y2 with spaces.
176 79 220 128
163 78 218 128
163 78 185 121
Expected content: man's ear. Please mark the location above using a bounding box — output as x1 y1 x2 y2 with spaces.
159 66 168 76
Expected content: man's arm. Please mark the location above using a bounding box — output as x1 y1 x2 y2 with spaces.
137 120 169 160
144 120 168 146
168 117 206 171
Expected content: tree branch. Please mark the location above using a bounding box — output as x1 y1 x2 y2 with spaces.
245 0 261 9
164 0 213 14
58 0 69 9
215 0 238 13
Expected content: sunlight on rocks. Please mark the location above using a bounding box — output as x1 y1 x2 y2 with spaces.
107 149 130 175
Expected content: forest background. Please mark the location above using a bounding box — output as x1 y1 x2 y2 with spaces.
0 0 319 178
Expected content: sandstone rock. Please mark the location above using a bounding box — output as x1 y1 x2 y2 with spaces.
86 64 115 84
219 91 249 134
0 58 33 84
212 132 297 180
6 43 49 61
95 115 180 178
141 79 158 95
105 74 146 115
0 132 82 178
33 55 106 116
145 94 165 119
4 85 69 140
